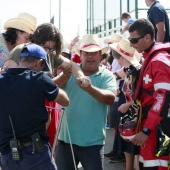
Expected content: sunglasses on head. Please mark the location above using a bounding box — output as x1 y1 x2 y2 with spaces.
128 34 146 44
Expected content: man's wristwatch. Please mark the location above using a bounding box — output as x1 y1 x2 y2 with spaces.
142 128 151 136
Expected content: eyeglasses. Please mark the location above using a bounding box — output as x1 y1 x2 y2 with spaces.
43 46 55 53
128 34 146 44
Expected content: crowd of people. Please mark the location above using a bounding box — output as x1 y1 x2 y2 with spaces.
0 0 170 170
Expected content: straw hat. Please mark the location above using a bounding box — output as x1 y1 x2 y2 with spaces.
109 38 140 65
73 34 108 56
104 33 123 44
4 13 37 34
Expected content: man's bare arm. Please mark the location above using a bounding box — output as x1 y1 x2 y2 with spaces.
77 76 115 105
59 56 84 78
156 22 165 42
52 66 71 88
121 24 129 35
54 88 70 106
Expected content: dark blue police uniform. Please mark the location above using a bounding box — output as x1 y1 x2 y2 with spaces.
0 68 58 170
147 1 170 42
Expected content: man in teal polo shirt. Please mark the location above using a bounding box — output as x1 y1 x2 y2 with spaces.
55 34 117 170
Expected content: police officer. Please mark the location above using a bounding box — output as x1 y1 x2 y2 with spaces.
0 44 69 170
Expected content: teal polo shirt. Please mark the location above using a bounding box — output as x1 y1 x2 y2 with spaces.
59 64 117 146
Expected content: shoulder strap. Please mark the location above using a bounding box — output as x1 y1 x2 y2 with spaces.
141 89 154 96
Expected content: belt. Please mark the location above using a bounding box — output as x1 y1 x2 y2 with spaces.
20 141 32 147
1 140 33 155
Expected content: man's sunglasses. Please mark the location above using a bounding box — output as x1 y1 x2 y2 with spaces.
128 34 146 44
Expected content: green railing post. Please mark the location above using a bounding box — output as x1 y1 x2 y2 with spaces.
104 0 106 36
120 0 122 26
114 19 116 33
92 0 94 33
127 0 130 12
86 0 88 34
135 0 138 19
109 20 112 34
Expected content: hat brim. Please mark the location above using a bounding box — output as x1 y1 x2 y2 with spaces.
109 43 139 65
73 46 109 56
104 39 118 44
4 18 35 34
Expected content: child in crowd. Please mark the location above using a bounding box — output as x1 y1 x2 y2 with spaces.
109 38 141 170
120 12 136 35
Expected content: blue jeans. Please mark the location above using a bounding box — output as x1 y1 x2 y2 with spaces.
0 144 57 170
56 140 104 170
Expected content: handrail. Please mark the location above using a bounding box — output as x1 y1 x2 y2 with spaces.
97 10 170 38
97 25 124 36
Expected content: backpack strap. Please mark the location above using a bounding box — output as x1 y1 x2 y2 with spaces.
141 89 154 96
135 99 142 133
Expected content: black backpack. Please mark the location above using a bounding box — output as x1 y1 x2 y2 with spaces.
160 91 170 137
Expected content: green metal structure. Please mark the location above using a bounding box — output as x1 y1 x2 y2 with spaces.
86 0 140 36
87 0 170 37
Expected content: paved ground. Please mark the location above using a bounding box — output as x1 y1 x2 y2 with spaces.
78 128 126 170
